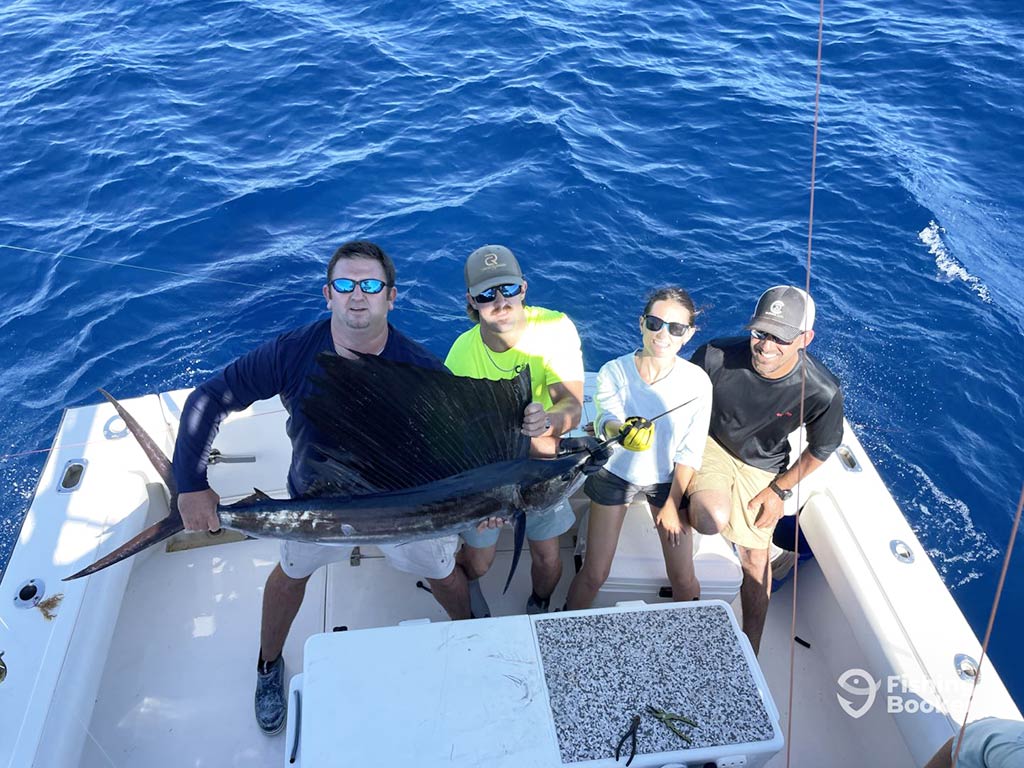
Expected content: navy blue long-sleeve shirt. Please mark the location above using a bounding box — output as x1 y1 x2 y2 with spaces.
171 318 444 497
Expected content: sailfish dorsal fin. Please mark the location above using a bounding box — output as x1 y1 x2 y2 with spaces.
302 352 532 494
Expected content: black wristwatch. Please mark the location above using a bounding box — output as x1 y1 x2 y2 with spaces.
769 479 793 501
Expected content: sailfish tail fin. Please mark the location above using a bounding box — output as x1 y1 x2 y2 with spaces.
64 513 184 581
98 388 177 495
64 390 184 581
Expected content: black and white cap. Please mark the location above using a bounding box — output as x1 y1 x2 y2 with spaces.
747 285 815 342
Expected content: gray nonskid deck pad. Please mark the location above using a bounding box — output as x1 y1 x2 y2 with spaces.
534 604 775 764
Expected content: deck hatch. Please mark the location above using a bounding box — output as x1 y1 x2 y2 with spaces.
57 459 87 493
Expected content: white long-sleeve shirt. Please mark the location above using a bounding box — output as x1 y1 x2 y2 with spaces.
595 351 713 486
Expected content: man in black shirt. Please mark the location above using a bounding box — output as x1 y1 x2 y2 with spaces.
688 286 843 653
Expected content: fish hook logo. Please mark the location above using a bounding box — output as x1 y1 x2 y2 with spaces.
836 668 880 719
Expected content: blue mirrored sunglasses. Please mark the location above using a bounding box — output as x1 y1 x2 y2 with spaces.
750 328 796 346
473 283 523 303
330 277 389 294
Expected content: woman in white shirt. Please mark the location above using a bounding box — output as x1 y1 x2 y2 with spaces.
565 287 712 608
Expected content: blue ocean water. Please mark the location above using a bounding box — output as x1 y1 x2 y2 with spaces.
1 0 1021 706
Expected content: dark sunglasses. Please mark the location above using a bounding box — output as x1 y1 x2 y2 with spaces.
330 277 389 294
473 283 523 303
751 329 796 345
643 314 691 337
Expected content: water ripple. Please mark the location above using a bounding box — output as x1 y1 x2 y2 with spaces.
1 0 1022 704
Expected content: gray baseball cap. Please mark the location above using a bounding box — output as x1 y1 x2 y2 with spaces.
464 244 524 296
747 285 816 342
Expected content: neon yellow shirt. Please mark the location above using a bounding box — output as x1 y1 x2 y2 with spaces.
444 305 584 407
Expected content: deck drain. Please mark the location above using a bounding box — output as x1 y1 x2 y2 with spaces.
15 579 44 608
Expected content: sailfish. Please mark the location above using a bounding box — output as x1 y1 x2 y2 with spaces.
64 352 610 589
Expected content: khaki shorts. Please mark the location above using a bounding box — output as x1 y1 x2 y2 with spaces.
689 437 776 550
279 535 459 580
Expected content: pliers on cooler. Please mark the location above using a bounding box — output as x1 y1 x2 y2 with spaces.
615 714 641 766
647 705 697 743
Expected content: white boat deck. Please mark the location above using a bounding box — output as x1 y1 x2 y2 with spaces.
72 527 905 768
4 387 1020 768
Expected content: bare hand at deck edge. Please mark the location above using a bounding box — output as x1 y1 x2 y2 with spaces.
179 488 221 532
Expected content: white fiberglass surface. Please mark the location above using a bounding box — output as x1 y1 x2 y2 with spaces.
76 525 917 768
760 563 917 768
77 531 579 768
79 538 323 768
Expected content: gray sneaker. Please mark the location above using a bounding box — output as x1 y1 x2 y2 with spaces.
255 655 286 735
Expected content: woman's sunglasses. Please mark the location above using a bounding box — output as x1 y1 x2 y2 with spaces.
330 278 389 294
643 314 691 337
473 283 523 303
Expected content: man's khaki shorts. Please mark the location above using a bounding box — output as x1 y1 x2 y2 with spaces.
688 437 776 550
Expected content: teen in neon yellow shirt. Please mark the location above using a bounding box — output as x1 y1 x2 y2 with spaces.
445 244 584 618
445 304 584 407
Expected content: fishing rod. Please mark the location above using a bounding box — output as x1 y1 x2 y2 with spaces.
647 397 700 425
585 394 703 453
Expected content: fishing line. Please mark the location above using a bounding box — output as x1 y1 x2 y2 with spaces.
0 235 452 463
0 242 460 319
646 399 698 424
0 243 313 297
785 0 826 764
0 406 290 463
951 482 1023 768
68 703 121 768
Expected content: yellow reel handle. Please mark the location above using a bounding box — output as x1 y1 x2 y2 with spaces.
620 416 654 451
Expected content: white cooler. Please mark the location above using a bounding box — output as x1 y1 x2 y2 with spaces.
575 496 743 607
285 602 782 768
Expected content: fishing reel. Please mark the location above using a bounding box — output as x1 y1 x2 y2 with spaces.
620 416 655 451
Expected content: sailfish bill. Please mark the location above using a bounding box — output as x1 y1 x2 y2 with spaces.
66 356 609 589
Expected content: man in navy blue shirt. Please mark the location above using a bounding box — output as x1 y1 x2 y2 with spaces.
171 240 460 734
